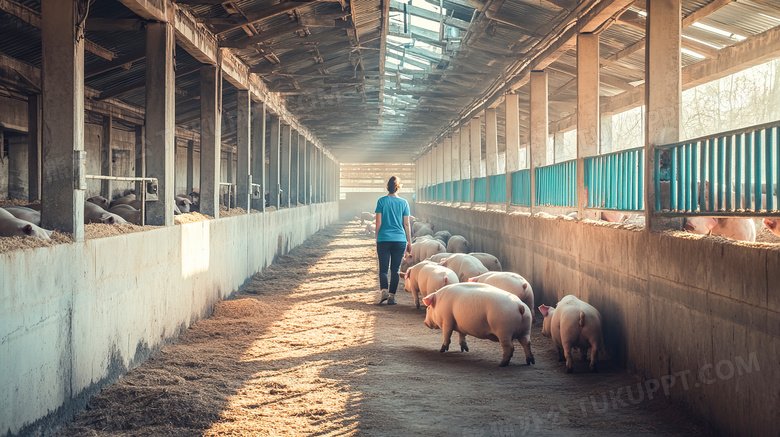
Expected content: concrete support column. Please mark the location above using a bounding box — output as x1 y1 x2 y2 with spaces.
199 64 222 218
250 100 265 212
280 125 291 207
307 141 314 204
101 114 112 198
577 33 600 218
268 114 281 208
459 127 470 201
300 135 307 204
236 90 251 212
443 137 452 196
27 94 41 202
134 125 144 197
186 140 194 194
144 22 175 225
486 107 498 206
41 0 84 237
451 134 460 183
601 112 614 154
645 0 682 230
505 93 520 209
553 132 565 163
470 116 481 207
529 70 548 211
293 133 301 206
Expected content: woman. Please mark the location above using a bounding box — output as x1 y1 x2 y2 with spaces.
374 176 412 305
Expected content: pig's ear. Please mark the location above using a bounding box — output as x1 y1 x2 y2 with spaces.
22 224 34 235
399 272 408 279
538 304 550 317
703 218 718 230
106 216 116 225
764 218 777 231
422 294 436 307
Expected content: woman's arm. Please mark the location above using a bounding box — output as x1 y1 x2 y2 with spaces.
403 215 412 253
375 213 382 241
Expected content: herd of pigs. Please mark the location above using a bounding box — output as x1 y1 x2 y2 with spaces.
0 190 201 240
360 211 604 370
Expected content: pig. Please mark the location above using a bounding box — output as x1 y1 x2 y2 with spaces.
84 201 127 225
109 193 136 209
763 218 780 238
469 272 533 320
433 230 452 245
401 238 446 272
422 283 535 367
1 206 41 226
600 211 625 223
468 252 502 271
412 235 434 243
108 204 141 225
360 211 375 225
539 295 605 373
400 260 458 308
87 195 110 210
446 235 470 253
683 217 756 242
439 253 488 282
0 207 52 239
175 196 192 213
427 252 452 263
413 225 434 238
365 223 376 237
188 191 200 211
412 220 434 234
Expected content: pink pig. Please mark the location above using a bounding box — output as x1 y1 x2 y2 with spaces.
400 261 458 308
539 295 605 373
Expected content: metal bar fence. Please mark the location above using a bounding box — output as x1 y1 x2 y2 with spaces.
510 169 531 206
474 177 487 203
584 147 645 211
535 160 577 207
488 174 507 203
655 120 780 215
460 179 471 203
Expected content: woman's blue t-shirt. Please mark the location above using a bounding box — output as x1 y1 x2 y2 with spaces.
375 195 410 242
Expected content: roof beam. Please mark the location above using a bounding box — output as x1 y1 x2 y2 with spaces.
85 52 146 79
97 64 200 100
220 22 305 48
0 0 118 60
203 0 330 35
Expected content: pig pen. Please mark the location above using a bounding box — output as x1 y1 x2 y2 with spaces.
56 220 710 437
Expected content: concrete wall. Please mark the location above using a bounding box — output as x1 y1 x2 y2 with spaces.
0 202 338 437
415 203 779 437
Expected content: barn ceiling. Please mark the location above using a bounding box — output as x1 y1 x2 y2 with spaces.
1 0 779 163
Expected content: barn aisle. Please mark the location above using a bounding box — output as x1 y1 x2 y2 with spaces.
57 220 710 437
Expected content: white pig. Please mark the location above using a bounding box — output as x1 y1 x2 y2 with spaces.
433 230 452 245
412 220 434 235
400 260 458 308
84 202 127 225
468 272 533 320
87 195 110 211
413 225 434 238
401 238 446 272
427 252 452 263
683 217 756 242
1 206 41 226
763 218 780 238
364 223 376 237
0 208 52 239
360 211 375 225
539 295 605 373
439 253 488 282
422 283 534 367
446 235 470 253
175 196 192 213
108 204 141 225
468 252 502 271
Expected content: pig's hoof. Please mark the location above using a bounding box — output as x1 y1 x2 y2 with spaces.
527 355 535 365
566 366 573 374
460 344 469 352
439 345 449 353
499 360 510 367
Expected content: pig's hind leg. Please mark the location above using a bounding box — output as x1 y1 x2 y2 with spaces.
439 324 454 353
519 336 535 365
498 337 515 367
457 331 469 352
561 341 575 373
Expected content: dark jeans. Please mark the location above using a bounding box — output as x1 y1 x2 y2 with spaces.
376 241 406 294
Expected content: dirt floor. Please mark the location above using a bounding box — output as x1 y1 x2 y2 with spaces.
56 220 712 437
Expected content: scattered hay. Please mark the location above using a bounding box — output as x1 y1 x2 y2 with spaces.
212 298 271 319
0 231 72 253
84 223 156 239
219 206 247 218
0 199 40 208
174 212 212 224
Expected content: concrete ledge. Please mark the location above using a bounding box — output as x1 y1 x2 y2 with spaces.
0 202 338 437
416 203 780 437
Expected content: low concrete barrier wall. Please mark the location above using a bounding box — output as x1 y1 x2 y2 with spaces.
0 202 338 437
416 203 779 437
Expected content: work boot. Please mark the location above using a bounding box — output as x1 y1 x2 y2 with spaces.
387 293 396 305
376 289 389 304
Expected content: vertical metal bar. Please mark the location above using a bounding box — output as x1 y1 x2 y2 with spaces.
691 143 698 212
735 134 742 210
638 149 645 210
717 136 725 211
655 148 661 212
755 130 762 211
684 143 691 212
708 138 715 211
745 132 752 211
725 136 733 212
776 127 780 210
670 147 678 211
766 127 774 211
629 151 635 210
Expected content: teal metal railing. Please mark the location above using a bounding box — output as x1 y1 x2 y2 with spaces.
488 174 507 203
460 178 471 203
452 180 461 202
655 120 780 215
535 160 577 207
474 177 487 203
585 147 645 211
445 181 452 202
511 169 531 206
